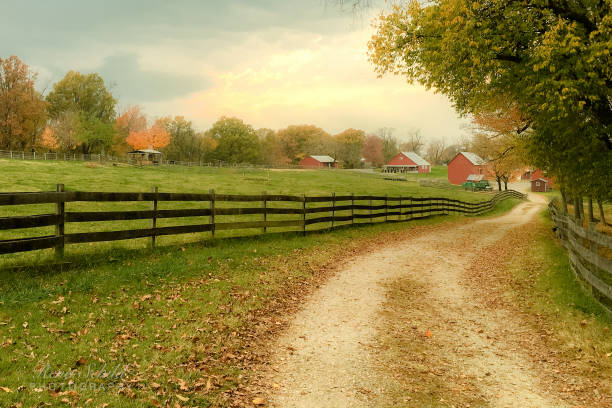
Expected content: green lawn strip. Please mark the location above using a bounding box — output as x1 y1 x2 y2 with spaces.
0 212 475 407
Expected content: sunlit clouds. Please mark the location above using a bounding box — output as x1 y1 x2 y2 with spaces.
1 0 468 141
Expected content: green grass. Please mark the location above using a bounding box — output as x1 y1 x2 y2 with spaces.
0 212 471 407
504 210 611 398
0 159 525 406
0 160 490 267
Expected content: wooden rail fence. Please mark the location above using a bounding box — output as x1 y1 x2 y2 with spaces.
0 187 526 258
549 199 612 314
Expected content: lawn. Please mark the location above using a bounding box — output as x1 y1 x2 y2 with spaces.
0 160 490 267
0 211 476 407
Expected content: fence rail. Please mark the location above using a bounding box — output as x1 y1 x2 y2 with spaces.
549 199 612 314
0 187 526 258
0 149 298 169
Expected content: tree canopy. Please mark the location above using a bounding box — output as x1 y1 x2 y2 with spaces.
0 56 46 150
369 0 611 199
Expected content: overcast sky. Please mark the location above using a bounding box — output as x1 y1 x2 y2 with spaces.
1 0 468 143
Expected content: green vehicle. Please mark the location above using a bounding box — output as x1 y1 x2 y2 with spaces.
462 175 492 191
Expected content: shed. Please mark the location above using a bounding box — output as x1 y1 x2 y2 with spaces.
447 152 485 185
128 149 163 165
299 155 338 168
384 151 431 173
531 178 552 192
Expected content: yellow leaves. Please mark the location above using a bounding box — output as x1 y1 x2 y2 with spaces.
176 394 189 402
140 294 152 302
0 386 12 393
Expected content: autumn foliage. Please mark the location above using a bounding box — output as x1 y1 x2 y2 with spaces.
126 121 170 150
41 127 59 150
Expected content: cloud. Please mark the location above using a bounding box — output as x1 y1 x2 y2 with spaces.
96 54 210 103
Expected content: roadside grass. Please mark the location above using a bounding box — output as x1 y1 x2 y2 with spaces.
0 212 473 408
509 210 611 359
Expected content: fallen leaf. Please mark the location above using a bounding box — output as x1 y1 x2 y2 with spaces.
176 395 189 402
0 386 12 393
425 330 432 338
252 397 266 405
75 357 88 367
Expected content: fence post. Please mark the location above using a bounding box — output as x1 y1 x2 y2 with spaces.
409 197 413 220
369 197 373 223
331 192 336 229
151 187 158 247
351 193 354 225
262 191 267 234
210 189 216 238
385 194 388 222
302 194 307 236
399 196 402 220
55 184 65 259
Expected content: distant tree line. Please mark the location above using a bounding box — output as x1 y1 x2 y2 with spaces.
1 55 465 169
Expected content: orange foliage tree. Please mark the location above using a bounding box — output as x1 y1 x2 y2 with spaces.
126 119 170 150
41 127 59 150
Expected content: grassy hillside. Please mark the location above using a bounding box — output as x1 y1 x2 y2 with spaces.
0 159 457 197
0 160 485 266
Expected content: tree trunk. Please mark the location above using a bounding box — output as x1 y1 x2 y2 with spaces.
560 187 568 214
598 198 607 226
496 176 502 191
587 197 595 222
503 179 508 190
578 197 585 223
573 196 581 219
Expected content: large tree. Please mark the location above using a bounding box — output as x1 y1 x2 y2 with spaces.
335 128 366 168
205 117 262 164
114 106 147 156
163 116 200 162
362 134 385 167
369 0 611 200
46 71 117 153
276 124 334 164
0 56 46 150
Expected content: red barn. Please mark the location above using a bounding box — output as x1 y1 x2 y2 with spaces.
299 155 338 168
531 178 552 192
447 152 485 185
530 169 554 189
384 151 431 173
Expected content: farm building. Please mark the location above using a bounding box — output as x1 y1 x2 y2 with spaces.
299 155 338 168
127 149 163 165
531 178 552 192
447 152 485 185
383 151 431 173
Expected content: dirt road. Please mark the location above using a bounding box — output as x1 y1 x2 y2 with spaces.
263 194 572 407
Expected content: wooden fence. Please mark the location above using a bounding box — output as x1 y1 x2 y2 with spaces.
549 199 612 314
0 149 296 169
0 187 526 258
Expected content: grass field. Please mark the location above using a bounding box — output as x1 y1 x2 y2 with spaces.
0 211 479 407
0 159 490 267
0 158 526 407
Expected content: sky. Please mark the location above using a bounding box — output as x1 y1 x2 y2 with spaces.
1 0 469 143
